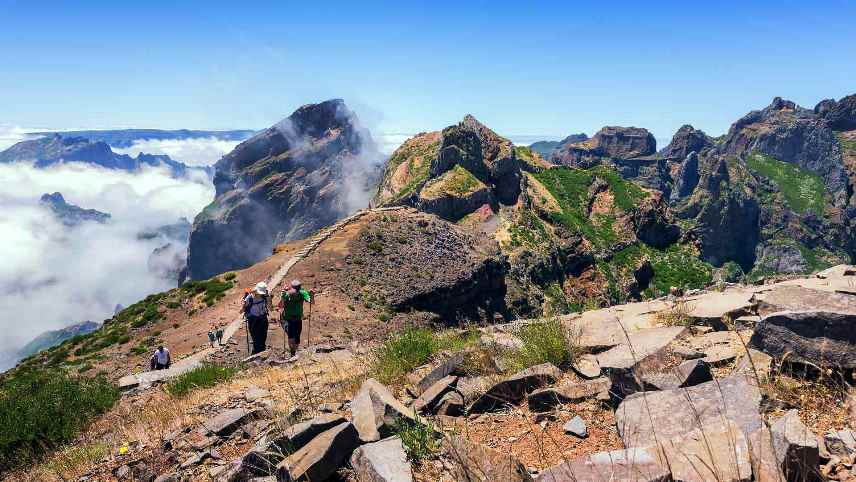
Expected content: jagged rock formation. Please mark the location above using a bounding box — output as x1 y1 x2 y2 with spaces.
39 192 110 226
186 99 381 280
0 134 191 176
816 93 856 131
552 126 657 167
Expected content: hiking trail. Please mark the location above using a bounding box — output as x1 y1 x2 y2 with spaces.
118 207 404 390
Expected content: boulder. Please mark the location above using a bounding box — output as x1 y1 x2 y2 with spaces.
527 377 610 412
640 359 712 391
351 379 415 443
770 410 820 481
444 435 534 481
732 348 774 383
435 391 465 417
655 420 752 482
535 447 670 482
456 376 492 404
203 408 256 436
753 286 856 316
350 436 413 482
278 414 347 451
276 422 360 482
563 416 587 438
616 375 762 448
749 311 856 369
469 363 562 413
412 375 457 414
571 354 601 379
410 352 466 396
595 326 687 396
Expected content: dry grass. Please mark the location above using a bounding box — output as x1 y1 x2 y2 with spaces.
653 298 694 327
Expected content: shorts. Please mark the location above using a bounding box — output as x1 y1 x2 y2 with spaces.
282 317 303 341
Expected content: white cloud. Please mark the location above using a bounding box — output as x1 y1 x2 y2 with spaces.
113 137 242 166
0 162 213 367
0 124 38 151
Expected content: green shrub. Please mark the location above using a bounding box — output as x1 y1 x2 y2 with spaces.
371 328 436 384
166 301 181 309
0 370 118 471
746 153 826 215
394 416 440 464
165 363 240 397
223 272 237 281
508 318 579 371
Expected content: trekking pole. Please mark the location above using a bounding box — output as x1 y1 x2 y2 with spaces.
307 291 314 351
244 314 251 355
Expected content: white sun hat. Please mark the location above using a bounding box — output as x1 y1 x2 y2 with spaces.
255 281 269 295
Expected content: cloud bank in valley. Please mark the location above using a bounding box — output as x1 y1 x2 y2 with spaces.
0 162 213 368
113 137 242 166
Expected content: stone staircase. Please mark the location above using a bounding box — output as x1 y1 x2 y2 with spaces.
118 207 405 390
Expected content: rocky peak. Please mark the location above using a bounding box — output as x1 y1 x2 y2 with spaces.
552 126 656 168
188 99 380 280
662 124 713 160
818 94 856 131
40 192 111 227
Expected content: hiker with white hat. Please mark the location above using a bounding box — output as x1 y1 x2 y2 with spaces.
277 279 312 360
242 281 272 355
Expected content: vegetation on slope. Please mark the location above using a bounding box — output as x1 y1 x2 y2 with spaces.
532 166 647 248
0 370 119 472
746 153 826 215
420 164 485 199
382 136 441 202
598 243 713 300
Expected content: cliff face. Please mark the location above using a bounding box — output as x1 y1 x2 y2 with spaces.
186 99 381 280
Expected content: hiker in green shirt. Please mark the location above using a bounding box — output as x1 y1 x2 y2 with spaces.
277 279 312 359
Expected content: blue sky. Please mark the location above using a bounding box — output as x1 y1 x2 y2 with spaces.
1 0 854 144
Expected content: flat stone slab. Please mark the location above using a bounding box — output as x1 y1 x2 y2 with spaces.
280 413 347 451
535 447 670 482
562 301 667 350
753 285 856 316
641 359 712 391
684 289 755 322
277 422 360 482
656 420 752 482
203 408 255 436
615 375 762 448
527 377 610 412
749 310 856 369
350 436 413 482
412 375 457 414
595 326 687 396
351 378 415 443
571 354 601 379
444 436 534 481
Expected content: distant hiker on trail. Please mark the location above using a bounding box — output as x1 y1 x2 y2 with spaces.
207 322 225 347
243 282 271 355
150 346 171 370
278 279 312 360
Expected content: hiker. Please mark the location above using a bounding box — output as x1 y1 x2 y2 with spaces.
208 322 225 347
216 325 224 345
150 345 171 370
207 328 217 347
278 279 312 359
243 281 271 355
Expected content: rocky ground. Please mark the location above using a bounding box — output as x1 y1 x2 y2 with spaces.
10 263 856 482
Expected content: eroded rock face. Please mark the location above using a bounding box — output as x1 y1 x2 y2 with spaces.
662 124 714 160
188 99 381 280
553 126 657 168
749 310 856 369
819 94 856 131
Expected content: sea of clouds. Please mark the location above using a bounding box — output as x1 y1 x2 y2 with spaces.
0 160 213 369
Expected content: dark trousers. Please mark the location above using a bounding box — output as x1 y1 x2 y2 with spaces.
247 315 269 354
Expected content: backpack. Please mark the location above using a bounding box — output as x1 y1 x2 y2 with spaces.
244 293 269 316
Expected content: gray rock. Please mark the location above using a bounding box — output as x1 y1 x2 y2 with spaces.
412 375 457 414
770 410 820 481
527 377 610 412
351 378 415 443
350 436 413 482
732 348 774 383
657 420 752 482
824 429 856 457
279 413 347 451
435 391 465 417
616 375 762 448
641 358 712 391
317 402 344 413
570 354 601 379
469 363 562 413
153 474 178 482
115 465 131 479
535 447 669 482
563 416 587 438
595 326 687 396
754 286 856 316
180 450 210 469
444 435 534 481
276 422 360 482
204 408 256 436
749 311 856 369
410 351 466 397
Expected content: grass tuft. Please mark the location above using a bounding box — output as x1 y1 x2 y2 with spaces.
394 416 441 464
508 318 580 371
165 363 240 397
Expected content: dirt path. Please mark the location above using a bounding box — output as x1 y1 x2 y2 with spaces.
118 207 403 389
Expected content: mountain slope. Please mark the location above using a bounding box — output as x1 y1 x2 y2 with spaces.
40 192 111 226
28 129 255 148
186 99 382 280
